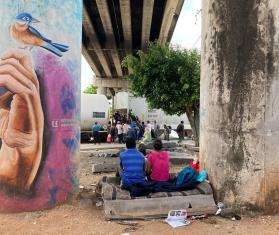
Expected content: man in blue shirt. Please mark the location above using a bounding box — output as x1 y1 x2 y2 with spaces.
92 122 102 144
127 121 138 141
119 136 146 188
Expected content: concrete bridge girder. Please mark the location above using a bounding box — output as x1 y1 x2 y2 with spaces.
82 0 185 90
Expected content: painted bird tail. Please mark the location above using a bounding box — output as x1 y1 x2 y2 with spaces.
51 42 69 52
41 42 69 57
41 42 63 57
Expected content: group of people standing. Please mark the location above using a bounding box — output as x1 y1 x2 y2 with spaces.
92 110 186 144
107 119 167 144
107 121 131 143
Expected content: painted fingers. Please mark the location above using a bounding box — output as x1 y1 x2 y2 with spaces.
0 49 38 95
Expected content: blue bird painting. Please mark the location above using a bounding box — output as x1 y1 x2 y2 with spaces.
10 12 69 57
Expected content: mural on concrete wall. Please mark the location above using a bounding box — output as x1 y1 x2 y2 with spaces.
0 0 82 212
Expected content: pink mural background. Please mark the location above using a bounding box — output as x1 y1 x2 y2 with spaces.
0 0 82 212
0 52 80 212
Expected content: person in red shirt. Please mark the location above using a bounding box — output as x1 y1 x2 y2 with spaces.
146 139 170 182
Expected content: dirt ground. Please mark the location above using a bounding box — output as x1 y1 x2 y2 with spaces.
0 143 278 234
0 205 278 234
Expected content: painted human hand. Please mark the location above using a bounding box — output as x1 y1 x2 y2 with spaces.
0 49 44 192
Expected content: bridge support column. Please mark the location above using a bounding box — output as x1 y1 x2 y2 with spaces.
97 86 107 95
0 0 82 212
200 0 279 213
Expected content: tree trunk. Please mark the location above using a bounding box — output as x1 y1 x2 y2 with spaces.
185 106 199 147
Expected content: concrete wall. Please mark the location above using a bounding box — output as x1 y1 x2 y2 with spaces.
115 92 190 128
0 0 82 212
200 0 279 213
81 94 110 130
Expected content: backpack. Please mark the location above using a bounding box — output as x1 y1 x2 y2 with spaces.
175 167 198 188
107 134 112 143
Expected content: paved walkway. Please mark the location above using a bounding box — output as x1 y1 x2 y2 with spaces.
80 143 125 151
80 139 196 151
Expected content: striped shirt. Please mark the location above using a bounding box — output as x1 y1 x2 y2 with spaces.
120 148 146 187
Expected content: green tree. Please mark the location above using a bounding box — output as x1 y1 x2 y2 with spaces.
123 43 200 146
83 84 97 94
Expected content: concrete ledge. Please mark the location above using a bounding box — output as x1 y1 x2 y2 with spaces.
93 78 129 89
104 194 216 219
169 152 193 165
92 163 118 173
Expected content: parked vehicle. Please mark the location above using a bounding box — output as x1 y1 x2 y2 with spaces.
81 93 110 141
114 91 190 129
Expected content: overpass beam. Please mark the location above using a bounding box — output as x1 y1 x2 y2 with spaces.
83 7 112 77
158 0 184 43
96 0 123 77
120 0 132 53
82 45 101 78
93 78 129 90
142 0 154 51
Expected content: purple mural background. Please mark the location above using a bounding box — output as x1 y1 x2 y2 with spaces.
0 0 82 212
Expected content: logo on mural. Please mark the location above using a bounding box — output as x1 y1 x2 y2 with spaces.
0 12 70 193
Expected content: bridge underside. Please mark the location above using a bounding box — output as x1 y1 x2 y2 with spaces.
82 0 184 93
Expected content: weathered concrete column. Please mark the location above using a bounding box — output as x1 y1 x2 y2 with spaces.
200 0 279 213
97 86 107 95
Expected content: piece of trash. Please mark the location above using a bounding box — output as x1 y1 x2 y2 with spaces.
165 209 191 228
231 214 241 221
189 214 208 220
216 202 225 215
122 225 143 233
95 200 103 207
117 221 139 226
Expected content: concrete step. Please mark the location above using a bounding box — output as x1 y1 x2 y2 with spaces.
99 178 216 220
104 194 216 219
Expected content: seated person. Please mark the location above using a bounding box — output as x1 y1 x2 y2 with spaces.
146 139 170 182
119 136 146 188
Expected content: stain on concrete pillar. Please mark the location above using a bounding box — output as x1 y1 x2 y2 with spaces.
201 0 279 213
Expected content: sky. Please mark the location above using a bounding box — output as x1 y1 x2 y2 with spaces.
81 0 202 91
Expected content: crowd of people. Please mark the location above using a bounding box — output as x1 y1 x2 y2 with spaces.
91 110 186 144
91 113 198 197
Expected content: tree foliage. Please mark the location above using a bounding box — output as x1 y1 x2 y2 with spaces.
122 43 200 115
122 43 200 145
83 84 97 94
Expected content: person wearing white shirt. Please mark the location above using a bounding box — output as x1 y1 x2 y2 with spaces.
116 121 123 143
146 120 152 132
123 123 129 142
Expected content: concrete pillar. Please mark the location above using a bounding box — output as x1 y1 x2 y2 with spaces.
200 0 279 213
112 95 115 114
0 0 82 212
97 86 107 95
